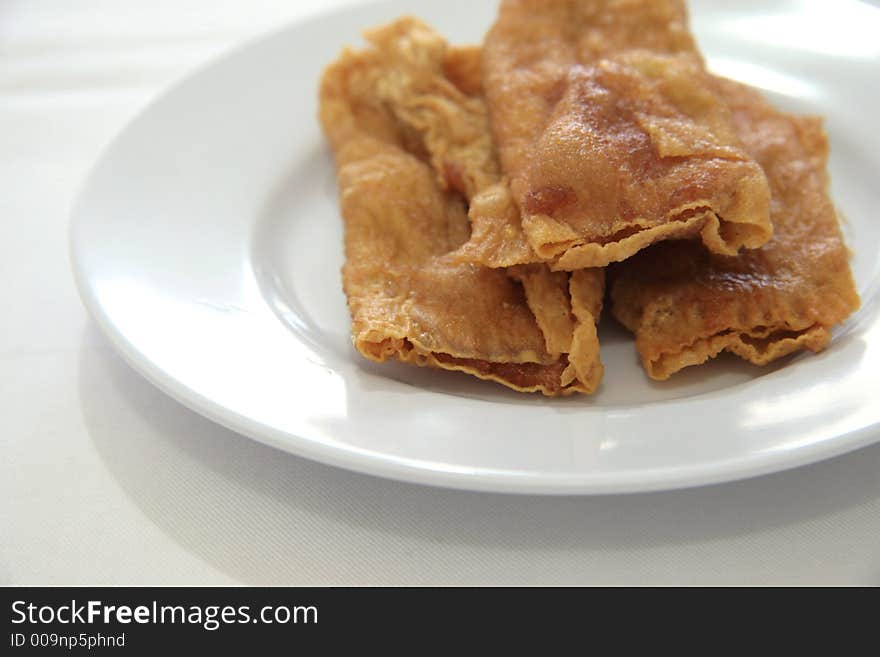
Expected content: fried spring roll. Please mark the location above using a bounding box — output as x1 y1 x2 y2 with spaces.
319 17 603 394
611 78 860 379
467 0 772 269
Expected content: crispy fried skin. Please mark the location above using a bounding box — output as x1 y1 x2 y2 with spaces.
479 0 772 268
452 181 538 268
319 17 603 394
334 18 499 200
442 44 484 97
610 78 860 379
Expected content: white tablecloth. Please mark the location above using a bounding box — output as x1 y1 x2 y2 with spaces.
3 0 879 586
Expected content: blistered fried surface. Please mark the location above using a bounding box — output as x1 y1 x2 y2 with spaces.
508 265 606 390
451 182 537 268
564 269 605 390
610 79 860 379
508 265 575 356
482 0 772 268
442 44 484 97
319 18 603 394
356 18 500 200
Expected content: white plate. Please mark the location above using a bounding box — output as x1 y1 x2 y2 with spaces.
70 0 880 494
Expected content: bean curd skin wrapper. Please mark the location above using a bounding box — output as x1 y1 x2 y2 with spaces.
318 18 604 395
477 0 773 269
611 78 860 380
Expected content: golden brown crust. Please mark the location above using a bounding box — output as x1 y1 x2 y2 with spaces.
610 78 860 379
480 0 772 268
450 181 538 268
442 44 484 97
319 18 603 395
358 18 499 200
563 269 606 390
507 265 575 357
